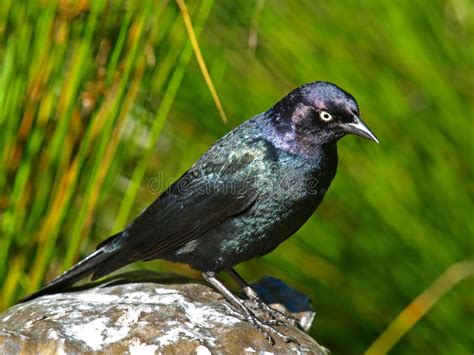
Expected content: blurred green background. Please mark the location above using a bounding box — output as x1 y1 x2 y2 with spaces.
1 0 473 353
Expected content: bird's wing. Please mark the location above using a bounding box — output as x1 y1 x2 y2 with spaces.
118 136 277 261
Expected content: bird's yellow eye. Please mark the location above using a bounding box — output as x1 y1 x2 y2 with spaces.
320 111 333 122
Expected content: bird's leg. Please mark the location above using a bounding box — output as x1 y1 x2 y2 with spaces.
202 271 296 344
226 268 300 328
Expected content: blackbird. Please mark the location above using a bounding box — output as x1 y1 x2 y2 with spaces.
24 81 378 343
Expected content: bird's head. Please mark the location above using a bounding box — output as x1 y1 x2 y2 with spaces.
268 81 378 148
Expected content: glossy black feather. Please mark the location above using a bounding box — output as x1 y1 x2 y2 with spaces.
24 81 378 301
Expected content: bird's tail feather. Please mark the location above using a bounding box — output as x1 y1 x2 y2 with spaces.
21 234 122 302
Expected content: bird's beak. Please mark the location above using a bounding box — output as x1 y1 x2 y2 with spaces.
343 115 379 143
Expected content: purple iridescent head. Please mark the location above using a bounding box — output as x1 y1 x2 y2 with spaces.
268 81 378 146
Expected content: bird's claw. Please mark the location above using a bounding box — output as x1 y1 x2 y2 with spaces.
218 300 298 344
243 310 298 345
222 302 299 345
243 298 300 329
216 295 299 344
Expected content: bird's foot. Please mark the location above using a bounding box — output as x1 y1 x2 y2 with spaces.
243 309 298 345
242 286 301 329
204 272 298 345
218 301 298 345
244 298 299 326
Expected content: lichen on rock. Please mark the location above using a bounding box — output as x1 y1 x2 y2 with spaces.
0 272 328 354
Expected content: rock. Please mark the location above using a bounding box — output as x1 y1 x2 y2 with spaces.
0 272 328 354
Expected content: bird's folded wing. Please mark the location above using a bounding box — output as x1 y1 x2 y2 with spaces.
120 138 275 260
